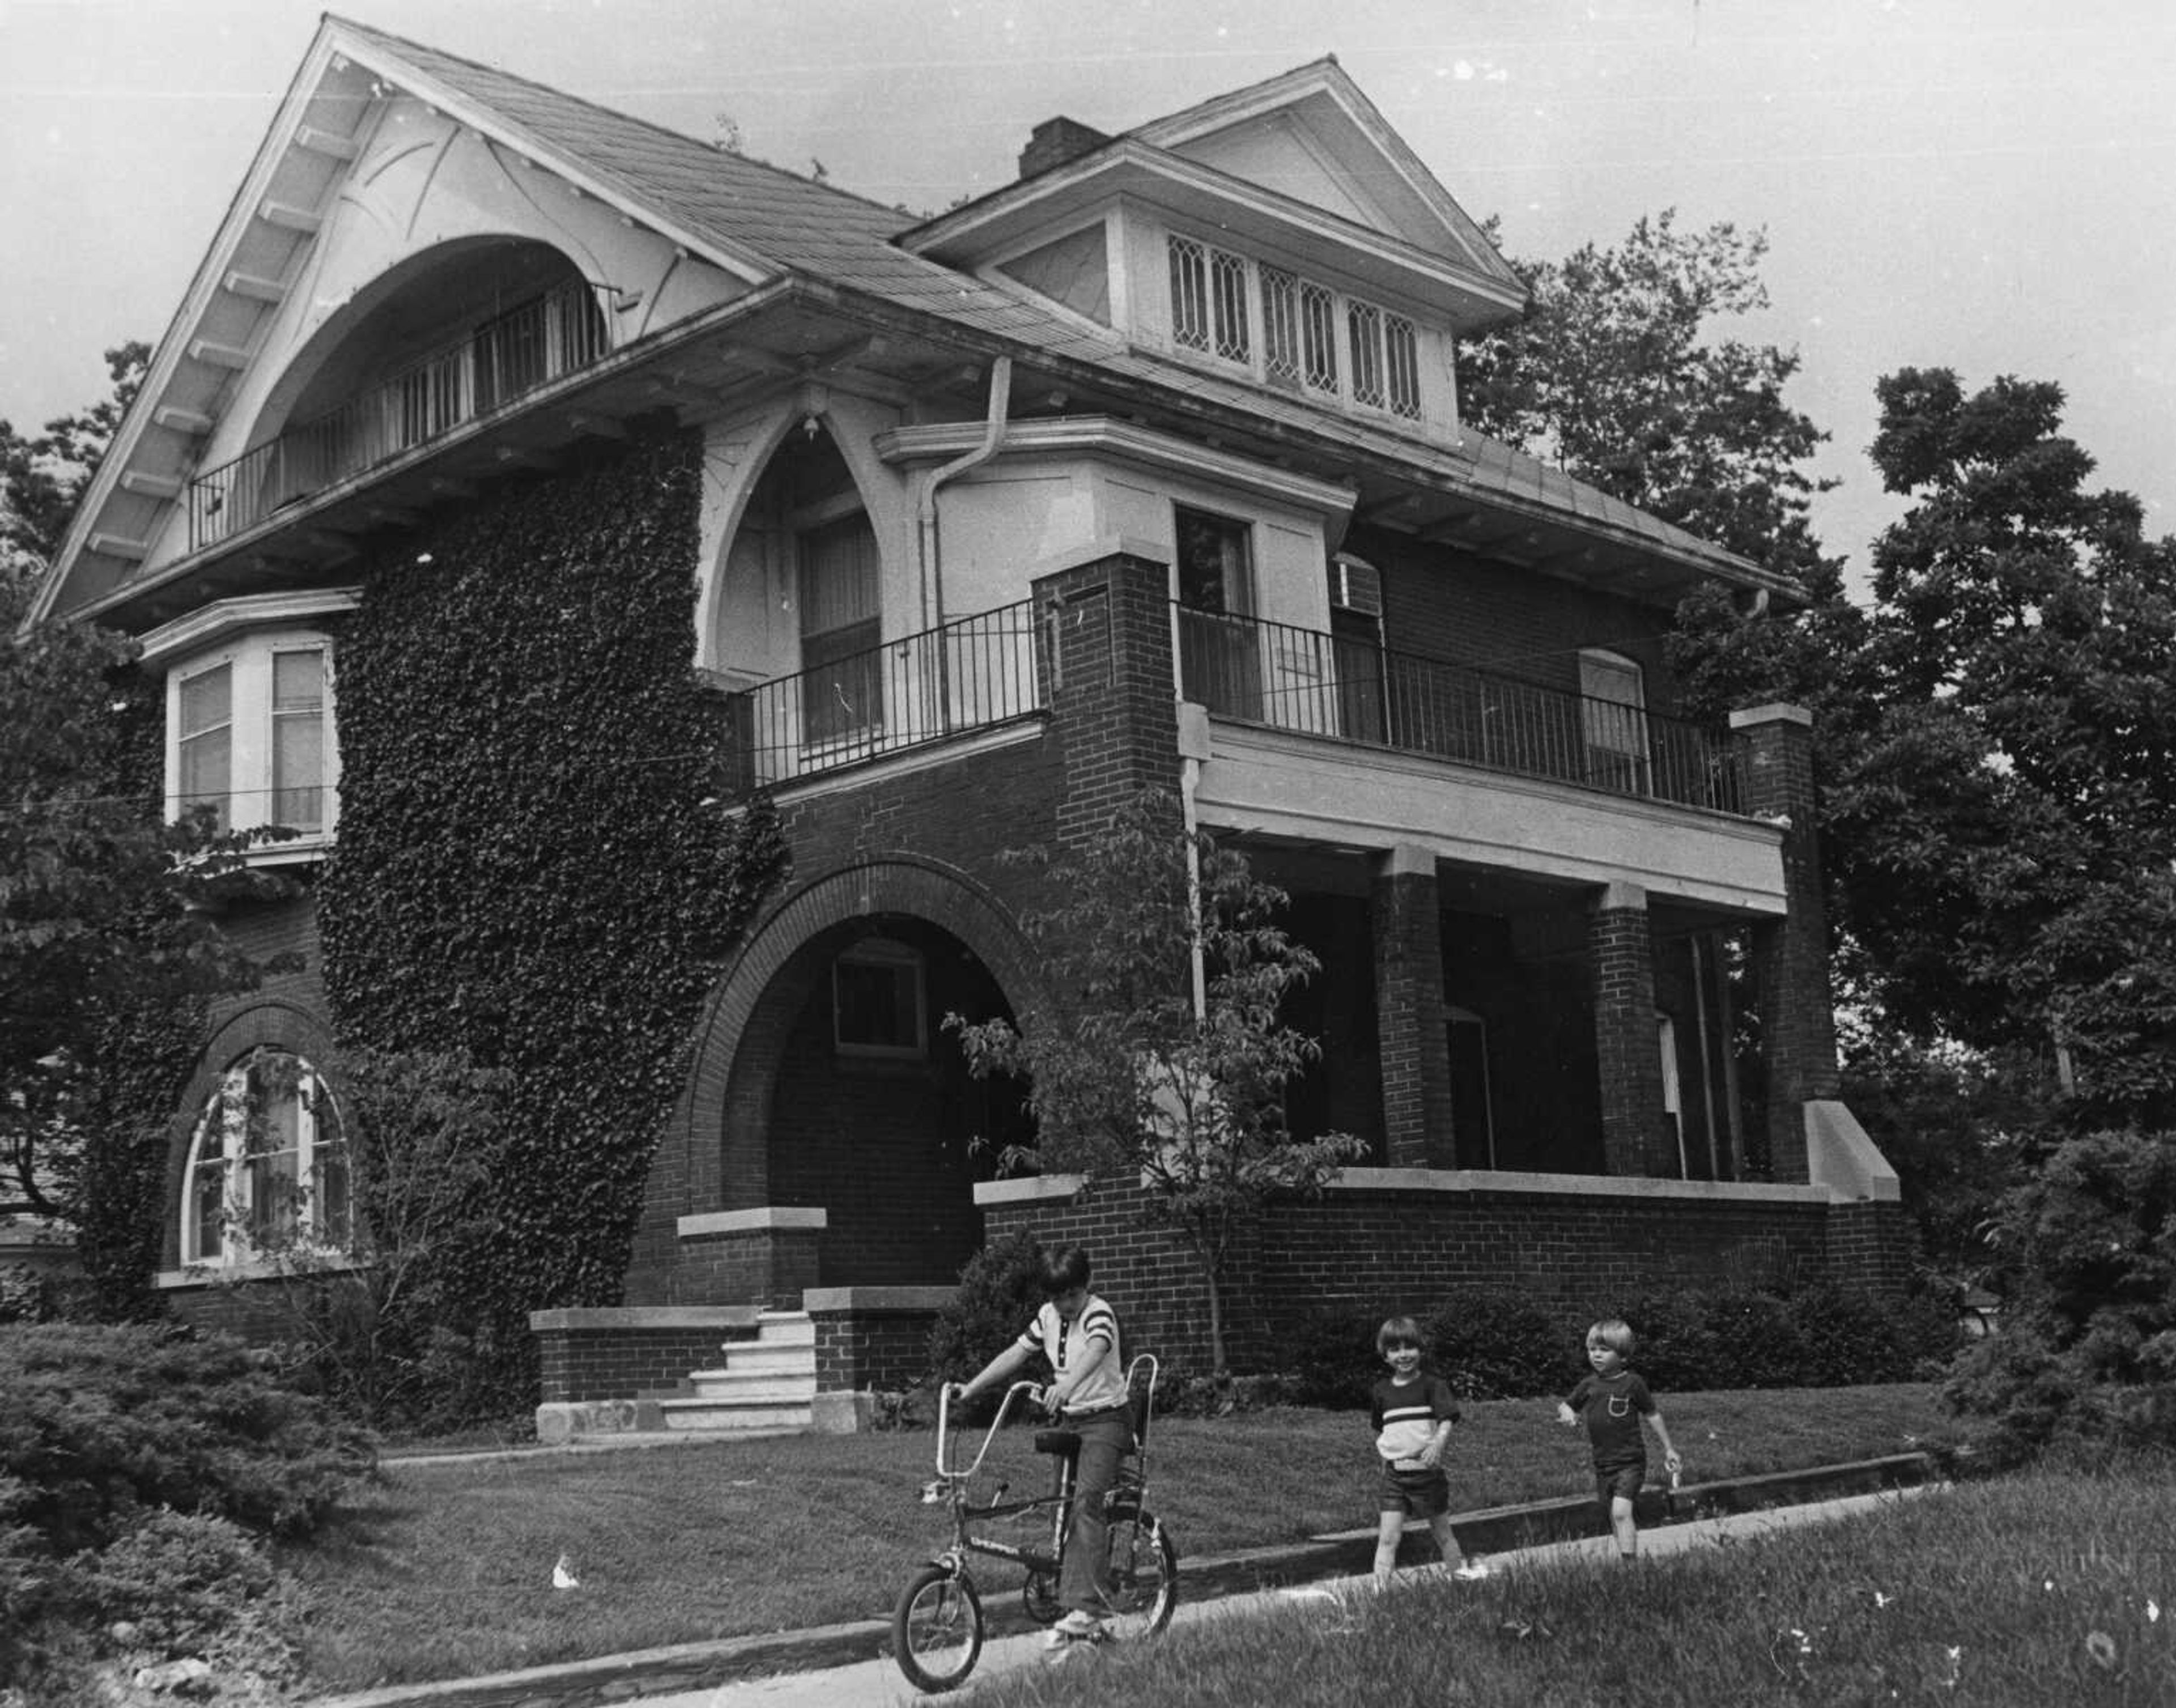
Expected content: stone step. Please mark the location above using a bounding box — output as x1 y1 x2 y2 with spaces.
686 1369 817 1403
712 1343 815 1375
658 1394 812 1431
753 1311 814 1345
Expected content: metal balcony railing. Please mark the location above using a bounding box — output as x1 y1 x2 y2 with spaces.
1176 605 1742 813
188 279 611 551
719 602 1044 789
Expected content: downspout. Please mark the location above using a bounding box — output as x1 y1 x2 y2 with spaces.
1690 934 1722 1179
916 356 1013 630
1175 603 1208 1023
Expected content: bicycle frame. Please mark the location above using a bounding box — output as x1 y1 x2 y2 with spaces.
918 1379 1074 1579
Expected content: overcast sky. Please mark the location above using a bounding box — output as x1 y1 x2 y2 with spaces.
5 0 2173 592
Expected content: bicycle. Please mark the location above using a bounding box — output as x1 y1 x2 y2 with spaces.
891 1353 1179 1693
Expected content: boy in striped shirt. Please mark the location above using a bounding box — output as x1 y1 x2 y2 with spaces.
1368 1315 1484 1585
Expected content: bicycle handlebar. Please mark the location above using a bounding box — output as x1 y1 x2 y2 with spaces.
933 1378 1047 1478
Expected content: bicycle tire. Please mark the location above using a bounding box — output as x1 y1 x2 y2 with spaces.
891 1562 984 1693
1101 1496 1179 1638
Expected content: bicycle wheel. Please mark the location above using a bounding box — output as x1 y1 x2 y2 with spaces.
891 1563 984 1694
1101 1497 1178 1638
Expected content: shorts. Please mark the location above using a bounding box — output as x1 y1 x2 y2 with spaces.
1594 1460 1646 1511
1379 1460 1450 1519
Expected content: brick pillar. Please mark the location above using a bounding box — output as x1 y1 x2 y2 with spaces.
1032 549 1183 847
1592 882 1671 1176
1731 704 1838 1185
1372 845 1455 1167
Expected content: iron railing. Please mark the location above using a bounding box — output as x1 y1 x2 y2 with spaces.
1176 605 1741 813
720 602 1043 788
188 279 611 550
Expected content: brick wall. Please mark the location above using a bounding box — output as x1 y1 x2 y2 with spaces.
530 1308 756 1403
1371 855 1454 1167
810 1294 951 1391
1591 898 1672 1176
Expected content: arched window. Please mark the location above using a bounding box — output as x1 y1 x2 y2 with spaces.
180 1052 349 1266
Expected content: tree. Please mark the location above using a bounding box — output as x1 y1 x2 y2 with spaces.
1838 370 2176 1126
949 789 1365 1379
1460 211 1834 584
2 341 148 573
0 572 278 1303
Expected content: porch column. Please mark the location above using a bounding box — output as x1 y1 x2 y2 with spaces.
1372 844 1456 1167
1731 703 1838 1184
1030 546 1182 850
1592 882 1672 1176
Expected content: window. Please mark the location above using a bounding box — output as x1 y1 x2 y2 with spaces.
1167 236 1418 418
1174 507 1260 717
271 649 327 831
178 663 233 832
798 512 882 745
1579 650 1651 795
1168 235 1250 362
180 1052 349 1267
834 938 926 1059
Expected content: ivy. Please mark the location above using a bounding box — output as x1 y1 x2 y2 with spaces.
317 421 785 1414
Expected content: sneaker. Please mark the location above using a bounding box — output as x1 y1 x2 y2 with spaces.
1045 1609 1103 1645
1453 1560 1492 1581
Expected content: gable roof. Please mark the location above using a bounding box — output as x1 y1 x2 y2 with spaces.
36 18 1791 628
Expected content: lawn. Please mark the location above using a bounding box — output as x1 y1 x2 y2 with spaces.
285 1383 1951 1692
971 1462 2176 1708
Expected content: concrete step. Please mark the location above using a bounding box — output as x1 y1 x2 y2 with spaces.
687 1370 817 1403
713 1344 815 1375
658 1394 813 1431
752 1311 814 1345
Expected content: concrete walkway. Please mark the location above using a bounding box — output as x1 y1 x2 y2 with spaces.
635 1485 1940 1708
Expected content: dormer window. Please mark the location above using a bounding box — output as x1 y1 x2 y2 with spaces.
1163 232 1423 421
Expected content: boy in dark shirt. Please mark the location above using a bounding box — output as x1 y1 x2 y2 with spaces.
1368 1315 1486 1585
1556 1318 1682 1560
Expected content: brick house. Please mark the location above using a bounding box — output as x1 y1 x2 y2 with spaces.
32 18 1901 1421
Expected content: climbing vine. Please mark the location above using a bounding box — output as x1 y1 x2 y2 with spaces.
317 420 785 1413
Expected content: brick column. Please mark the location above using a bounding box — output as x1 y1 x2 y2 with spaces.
1731 704 1838 1184
1372 845 1455 1167
1592 882 1672 1176
1031 548 1183 849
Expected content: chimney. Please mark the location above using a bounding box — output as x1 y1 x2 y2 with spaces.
1018 117 1112 181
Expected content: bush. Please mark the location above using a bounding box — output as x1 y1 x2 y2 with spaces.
70 1509 279 1655
1286 1307 1386 1409
1944 1130 2176 1458
927 1231 1047 1406
0 1322 375 1554
1425 1288 1583 1400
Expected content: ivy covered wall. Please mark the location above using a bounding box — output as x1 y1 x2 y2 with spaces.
317 419 785 1405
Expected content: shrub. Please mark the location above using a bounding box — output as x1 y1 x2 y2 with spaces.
928 1231 1047 1405
1285 1307 1386 1409
1425 1288 1583 1399
1944 1129 2176 1457
0 1322 375 1554
70 1509 279 1655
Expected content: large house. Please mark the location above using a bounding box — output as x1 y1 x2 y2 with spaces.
33 17 1900 1429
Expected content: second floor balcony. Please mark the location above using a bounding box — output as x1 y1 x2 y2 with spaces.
709 593 1742 819
188 279 610 553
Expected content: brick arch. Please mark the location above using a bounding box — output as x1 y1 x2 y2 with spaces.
669 855 1046 1216
159 1000 336 1271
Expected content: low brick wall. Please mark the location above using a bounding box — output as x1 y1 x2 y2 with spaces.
979 1168 1904 1378
806 1286 951 1392
530 1306 760 1403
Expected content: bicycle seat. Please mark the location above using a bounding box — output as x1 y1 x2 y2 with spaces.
1034 1429 1081 1457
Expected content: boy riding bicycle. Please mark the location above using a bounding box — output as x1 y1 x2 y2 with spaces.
954 1245 1129 1646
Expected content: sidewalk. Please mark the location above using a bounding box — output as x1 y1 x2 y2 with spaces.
309 1452 1944 1708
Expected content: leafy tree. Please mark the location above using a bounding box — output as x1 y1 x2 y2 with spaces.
1 341 148 573
1839 370 2176 1126
0 572 279 1305
948 789 1365 1378
1460 210 1834 584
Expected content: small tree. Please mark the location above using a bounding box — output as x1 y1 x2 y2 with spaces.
226 1044 516 1430
948 789 1364 1378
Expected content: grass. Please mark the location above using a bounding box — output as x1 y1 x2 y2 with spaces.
283 1382 1950 1692
970 1462 2176 1708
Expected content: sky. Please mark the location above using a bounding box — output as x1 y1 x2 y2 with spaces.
4 0 2174 594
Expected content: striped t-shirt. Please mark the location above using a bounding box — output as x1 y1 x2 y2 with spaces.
1370 1373 1461 1467
1018 1294 1125 1414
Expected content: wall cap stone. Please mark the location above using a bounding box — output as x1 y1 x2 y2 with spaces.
1728 702 1814 730
1804 1100 1903 1203
802 1286 955 1313
527 1306 763 1331
1324 1167 1828 1206
1027 533 1168 580
678 1207 827 1239
974 1173 1088 1205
